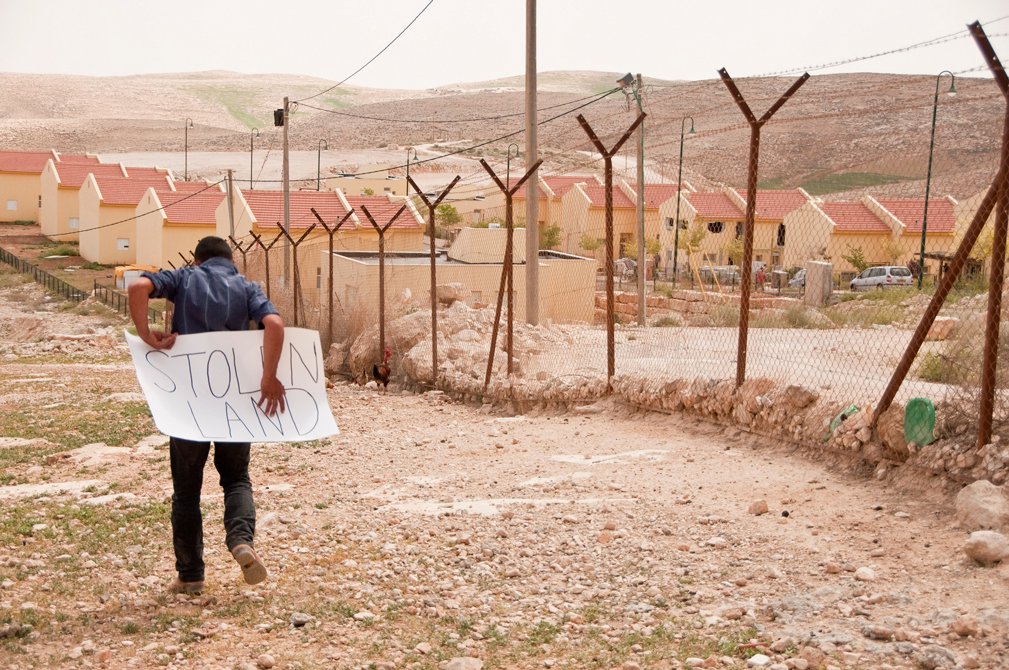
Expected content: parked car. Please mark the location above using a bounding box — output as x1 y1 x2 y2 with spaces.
849 265 914 291
788 268 806 289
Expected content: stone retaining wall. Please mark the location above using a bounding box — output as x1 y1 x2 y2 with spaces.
329 302 1007 489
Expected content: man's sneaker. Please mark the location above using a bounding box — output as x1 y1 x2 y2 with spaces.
168 577 205 595
231 544 267 585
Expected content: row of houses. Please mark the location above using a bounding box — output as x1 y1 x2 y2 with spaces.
0 149 598 322
472 174 964 277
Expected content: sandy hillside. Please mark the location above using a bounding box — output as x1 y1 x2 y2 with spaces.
0 70 1002 198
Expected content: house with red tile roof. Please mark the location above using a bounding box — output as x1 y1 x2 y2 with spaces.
0 150 104 222
78 172 173 265
657 190 746 274
135 182 227 268
41 159 128 241
218 188 424 299
559 180 642 264
478 174 603 243
782 194 959 277
726 188 813 269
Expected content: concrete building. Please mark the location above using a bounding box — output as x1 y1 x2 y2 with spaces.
324 226 597 324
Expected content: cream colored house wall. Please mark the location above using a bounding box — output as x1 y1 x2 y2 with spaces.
0 173 42 222
78 176 137 265
161 226 211 269
325 251 596 324
40 161 61 238
825 233 893 274
449 227 526 264
134 191 166 267
781 201 832 269
78 177 102 262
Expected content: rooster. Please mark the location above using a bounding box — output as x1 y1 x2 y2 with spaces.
372 347 392 392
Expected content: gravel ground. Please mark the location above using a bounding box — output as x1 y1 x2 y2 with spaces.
1 263 1008 670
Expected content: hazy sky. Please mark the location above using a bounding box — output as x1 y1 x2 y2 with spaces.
1 0 1006 89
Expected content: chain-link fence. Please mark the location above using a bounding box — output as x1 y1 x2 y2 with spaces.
209 23 1009 471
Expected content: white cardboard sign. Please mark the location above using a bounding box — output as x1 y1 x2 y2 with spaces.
126 328 338 443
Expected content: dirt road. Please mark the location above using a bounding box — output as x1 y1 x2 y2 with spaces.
0 262 1007 670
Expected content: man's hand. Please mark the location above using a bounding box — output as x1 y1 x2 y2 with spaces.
139 329 177 350
257 375 286 417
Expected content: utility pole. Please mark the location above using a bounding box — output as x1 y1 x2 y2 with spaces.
226 169 236 238
634 73 645 326
524 0 539 325
282 96 291 283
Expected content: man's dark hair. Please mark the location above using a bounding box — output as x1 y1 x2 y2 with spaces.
194 236 233 263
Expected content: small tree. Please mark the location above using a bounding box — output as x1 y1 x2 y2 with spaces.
841 244 869 273
645 238 661 257
362 187 375 196
722 237 743 265
881 238 902 264
541 224 562 250
435 204 461 228
579 234 601 254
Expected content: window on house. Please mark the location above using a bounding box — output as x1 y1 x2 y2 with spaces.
707 221 724 234
38 195 42 207
665 217 675 231
116 238 130 250
316 267 322 289
69 217 80 229
776 224 786 247
6 200 16 211
735 222 743 239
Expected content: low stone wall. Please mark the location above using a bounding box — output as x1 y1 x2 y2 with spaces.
595 290 802 323
329 302 1007 488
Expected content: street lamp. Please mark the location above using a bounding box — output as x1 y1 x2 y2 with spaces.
918 70 956 288
618 72 646 324
317 139 328 191
405 146 417 198
672 116 696 287
249 128 259 190
184 118 194 181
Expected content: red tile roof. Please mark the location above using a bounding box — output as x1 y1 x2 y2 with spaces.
638 184 681 209
53 163 126 188
346 196 420 229
154 186 225 226
92 174 172 206
507 174 599 199
57 154 101 164
543 175 600 198
172 180 215 193
241 190 353 230
875 198 956 234
0 151 55 173
124 166 170 179
685 192 744 219
820 202 891 233
582 184 636 209
734 189 809 219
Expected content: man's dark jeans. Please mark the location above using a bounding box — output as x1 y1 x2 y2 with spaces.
169 437 256 582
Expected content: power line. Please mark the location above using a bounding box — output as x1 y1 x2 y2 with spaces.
294 0 435 104
297 88 620 124
254 88 621 183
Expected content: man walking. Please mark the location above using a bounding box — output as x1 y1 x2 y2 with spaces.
128 236 285 595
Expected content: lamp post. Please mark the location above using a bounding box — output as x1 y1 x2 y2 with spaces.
249 128 259 190
184 118 194 181
918 70 956 288
317 139 328 191
672 116 695 287
405 146 417 198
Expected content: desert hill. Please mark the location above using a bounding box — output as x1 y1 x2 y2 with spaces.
0 69 1002 198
